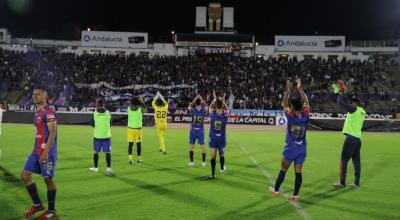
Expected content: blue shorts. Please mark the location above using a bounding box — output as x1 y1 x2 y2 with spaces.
283 147 306 165
94 139 112 153
189 129 205 145
209 135 226 153
23 154 56 177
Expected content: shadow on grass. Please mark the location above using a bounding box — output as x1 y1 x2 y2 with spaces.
140 163 265 193
0 165 22 187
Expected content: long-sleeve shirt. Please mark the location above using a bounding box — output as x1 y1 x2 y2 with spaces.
337 94 356 114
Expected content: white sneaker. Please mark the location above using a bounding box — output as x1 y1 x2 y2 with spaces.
201 162 206 167
220 166 226 173
188 162 194 167
89 167 98 172
106 168 113 176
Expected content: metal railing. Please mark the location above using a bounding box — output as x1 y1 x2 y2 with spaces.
350 40 399 48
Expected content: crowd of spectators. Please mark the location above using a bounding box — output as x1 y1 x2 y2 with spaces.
0 48 398 111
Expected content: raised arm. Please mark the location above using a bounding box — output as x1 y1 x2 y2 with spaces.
337 94 356 113
199 95 208 108
188 95 200 109
336 80 356 113
138 96 146 112
296 78 309 107
152 91 161 107
222 99 229 111
209 92 217 114
283 79 292 112
158 91 168 105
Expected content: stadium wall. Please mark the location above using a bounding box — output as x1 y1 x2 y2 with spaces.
2 111 399 132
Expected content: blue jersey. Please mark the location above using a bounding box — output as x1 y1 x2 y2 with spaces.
284 107 310 149
190 107 207 131
209 111 228 138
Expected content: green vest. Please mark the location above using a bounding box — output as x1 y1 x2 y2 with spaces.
93 110 111 139
342 107 366 138
128 107 142 128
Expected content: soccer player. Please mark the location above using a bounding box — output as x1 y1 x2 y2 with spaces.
127 96 145 164
152 91 168 154
187 95 208 167
333 80 366 188
268 78 310 202
89 99 113 175
208 92 229 179
20 87 57 219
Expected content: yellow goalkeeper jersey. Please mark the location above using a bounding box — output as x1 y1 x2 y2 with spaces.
152 99 168 127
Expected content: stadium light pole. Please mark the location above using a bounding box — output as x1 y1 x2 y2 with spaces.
171 30 175 43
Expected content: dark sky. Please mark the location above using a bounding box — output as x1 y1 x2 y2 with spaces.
1 0 400 43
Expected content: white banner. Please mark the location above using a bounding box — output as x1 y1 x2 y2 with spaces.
223 7 234 28
196 7 207 27
81 31 148 48
275 35 345 52
74 82 196 90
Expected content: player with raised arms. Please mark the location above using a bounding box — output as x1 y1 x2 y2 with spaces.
333 80 366 188
187 95 208 167
152 91 169 154
269 78 310 202
208 92 229 179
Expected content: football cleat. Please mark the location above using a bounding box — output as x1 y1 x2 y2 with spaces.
89 167 98 172
23 204 45 217
349 183 360 189
332 182 346 188
37 210 56 220
290 196 300 203
106 168 113 176
268 186 280 197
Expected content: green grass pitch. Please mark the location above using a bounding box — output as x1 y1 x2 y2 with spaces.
0 123 399 220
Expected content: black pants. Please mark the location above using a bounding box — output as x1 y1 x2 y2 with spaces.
340 135 361 185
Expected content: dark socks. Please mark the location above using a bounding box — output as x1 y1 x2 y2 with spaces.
93 153 99 168
353 158 361 186
106 153 111 168
220 155 225 170
189 151 194 162
202 153 206 163
47 189 56 212
274 170 286 192
211 158 216 176
26 183 42 205
128 142 133 155
294 172 302 196
340 160 348 185
137 142 142 156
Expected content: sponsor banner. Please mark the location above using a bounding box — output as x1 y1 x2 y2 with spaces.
275 35 345 52
81 31 148 48
192 47 233 54
171 115 276 125
309 112 395 120
276 115 288 126
176 41 253 48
